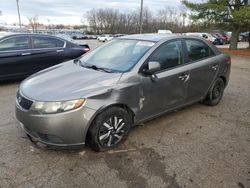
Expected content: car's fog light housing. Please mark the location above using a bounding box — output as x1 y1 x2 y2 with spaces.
30 99 85 114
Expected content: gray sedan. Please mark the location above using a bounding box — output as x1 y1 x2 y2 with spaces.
15 34 231 151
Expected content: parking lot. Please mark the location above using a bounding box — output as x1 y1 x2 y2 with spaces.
0 40 249 188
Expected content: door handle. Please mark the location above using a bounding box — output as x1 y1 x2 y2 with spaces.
178 74 190 82
21 53 31 56
56 49 64 52
211 65 218 70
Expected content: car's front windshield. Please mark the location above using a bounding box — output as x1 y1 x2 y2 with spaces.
80 39 155 72
207 33 214 38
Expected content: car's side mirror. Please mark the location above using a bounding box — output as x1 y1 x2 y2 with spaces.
144 61 161 75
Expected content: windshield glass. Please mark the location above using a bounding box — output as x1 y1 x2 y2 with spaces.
80 39 155 72
206 33 213 38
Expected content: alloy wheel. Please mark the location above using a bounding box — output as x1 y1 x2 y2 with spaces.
98 116 126 147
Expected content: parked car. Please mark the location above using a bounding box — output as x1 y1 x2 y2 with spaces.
212 31 231 43
223 34 231 44
71 33 85 40
16 34 231 151
86 35 97 39
213 33 227 45
0 33 90 80
240 32 249 42
202 33 217 43
185 32 216 44
56 34 89 49
55 33 75 42
210 34 224 45
112 34 126 38
97 35 113 42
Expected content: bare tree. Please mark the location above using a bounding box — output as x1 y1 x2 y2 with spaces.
28 15 39 32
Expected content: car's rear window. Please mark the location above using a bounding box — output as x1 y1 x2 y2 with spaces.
33 36 64 49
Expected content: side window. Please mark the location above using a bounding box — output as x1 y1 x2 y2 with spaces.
148 40 183 71
185 39 213 62
33 36 64 48
0 36 30 51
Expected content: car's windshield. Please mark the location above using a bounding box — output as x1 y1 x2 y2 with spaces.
207 33 213 38
80 39 155 72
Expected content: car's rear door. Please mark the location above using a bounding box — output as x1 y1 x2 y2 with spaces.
29 35 66 72
183 39 220 102
138 40 189 120
0 35 33 79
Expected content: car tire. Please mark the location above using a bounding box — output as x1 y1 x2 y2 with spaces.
88 107 131 151
203 78 225 106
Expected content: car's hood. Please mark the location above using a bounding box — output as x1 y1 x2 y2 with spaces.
20 61 122 101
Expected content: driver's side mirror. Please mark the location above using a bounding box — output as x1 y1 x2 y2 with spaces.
143 61 161 75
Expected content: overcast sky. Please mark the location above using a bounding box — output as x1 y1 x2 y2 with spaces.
0 0 185 25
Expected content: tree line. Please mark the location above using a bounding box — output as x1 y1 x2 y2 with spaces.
85 6 190 34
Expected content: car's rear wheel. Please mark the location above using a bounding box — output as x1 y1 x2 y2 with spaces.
88 107 131 151
203 78 225 106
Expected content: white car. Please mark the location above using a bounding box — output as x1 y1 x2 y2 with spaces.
185 32 216 43
97 35 113 42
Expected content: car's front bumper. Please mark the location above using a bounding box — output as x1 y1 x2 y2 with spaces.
15 102 96 147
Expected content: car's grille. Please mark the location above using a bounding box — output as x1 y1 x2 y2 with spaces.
16 91 33 110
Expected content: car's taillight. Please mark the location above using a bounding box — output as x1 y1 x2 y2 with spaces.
83 48 90 53
226 56 231 64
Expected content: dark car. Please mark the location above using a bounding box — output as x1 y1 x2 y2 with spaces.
211 34 225 45
213 33 228 45
0 33 90 80
16 34 231 151
240 32 249 42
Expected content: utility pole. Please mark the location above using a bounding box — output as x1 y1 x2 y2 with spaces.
16 0 22 28
139 0 143 33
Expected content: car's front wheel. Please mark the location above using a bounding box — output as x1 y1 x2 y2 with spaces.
203 78 225 106
88 107 131 151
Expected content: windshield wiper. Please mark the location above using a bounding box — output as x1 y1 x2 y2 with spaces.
81 64 113 73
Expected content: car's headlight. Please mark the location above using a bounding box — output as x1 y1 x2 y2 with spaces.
30 99 85 114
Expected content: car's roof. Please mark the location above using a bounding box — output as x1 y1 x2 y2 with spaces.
0 33 59 39
120 33 178 42
120 33 221 55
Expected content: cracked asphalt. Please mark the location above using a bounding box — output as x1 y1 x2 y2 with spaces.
0 40 249 188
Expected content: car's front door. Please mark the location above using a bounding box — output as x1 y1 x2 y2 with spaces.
0 36 32 79
184 39 219 102
138 40 189 120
